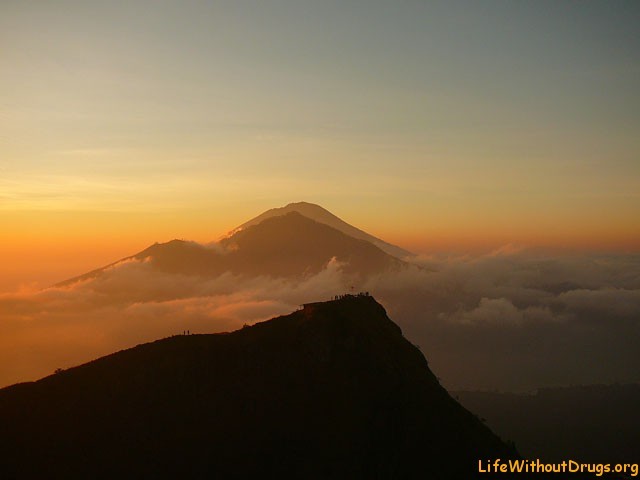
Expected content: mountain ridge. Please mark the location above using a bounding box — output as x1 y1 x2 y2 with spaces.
0 295 516 479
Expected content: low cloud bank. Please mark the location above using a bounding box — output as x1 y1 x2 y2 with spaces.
1 251 638 391
374 252 640 390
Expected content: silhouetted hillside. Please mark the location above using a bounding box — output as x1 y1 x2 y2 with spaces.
0 296 515 479
455 385 640 463
58 211 405 286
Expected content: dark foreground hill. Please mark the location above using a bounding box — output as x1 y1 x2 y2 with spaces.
0 296 515 479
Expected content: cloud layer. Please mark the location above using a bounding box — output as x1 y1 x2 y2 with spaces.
1 251 639 391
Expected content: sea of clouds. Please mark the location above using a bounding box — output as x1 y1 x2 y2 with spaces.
1 250 638 391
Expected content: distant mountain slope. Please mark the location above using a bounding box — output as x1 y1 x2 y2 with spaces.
58 212 405 286
218 211 404 277
230 201 413 259
0 295 515 479
455 385 640 464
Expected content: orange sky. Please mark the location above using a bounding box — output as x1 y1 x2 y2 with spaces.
1 203 638 293
2 2 639 292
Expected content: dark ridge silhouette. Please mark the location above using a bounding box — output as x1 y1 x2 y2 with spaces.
230 201 414 259
455 385 640 463
57 211 405 286
0 296 516 479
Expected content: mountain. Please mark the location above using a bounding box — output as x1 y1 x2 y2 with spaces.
59 210 406 286
0 295 516 479
217 211 404 276
229 201 414 259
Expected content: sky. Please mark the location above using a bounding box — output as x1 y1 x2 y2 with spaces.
1 0 639 291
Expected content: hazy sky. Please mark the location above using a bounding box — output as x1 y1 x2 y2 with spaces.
1 0 639 289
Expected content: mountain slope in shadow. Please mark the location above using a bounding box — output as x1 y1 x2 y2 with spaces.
0 295 515 479
230 201 414 259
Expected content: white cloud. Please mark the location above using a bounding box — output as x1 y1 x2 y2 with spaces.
1 250 639 391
